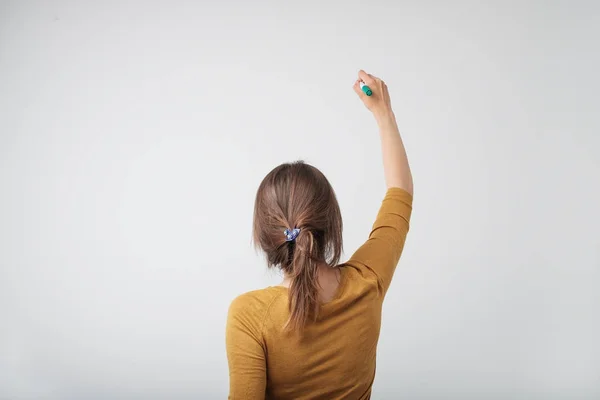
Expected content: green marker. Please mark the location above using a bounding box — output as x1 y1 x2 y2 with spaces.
360 81 373 96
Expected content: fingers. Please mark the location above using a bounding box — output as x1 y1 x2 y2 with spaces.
358 70 376 85
353 79 366 98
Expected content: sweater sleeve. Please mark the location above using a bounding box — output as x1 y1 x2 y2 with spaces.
225 293 267 399
347 187 413 295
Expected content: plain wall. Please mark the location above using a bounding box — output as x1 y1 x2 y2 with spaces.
1 1 599 399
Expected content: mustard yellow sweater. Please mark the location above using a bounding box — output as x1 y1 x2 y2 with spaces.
226 188 413 399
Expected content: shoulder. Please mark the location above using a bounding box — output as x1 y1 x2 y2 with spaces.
227 288 285 327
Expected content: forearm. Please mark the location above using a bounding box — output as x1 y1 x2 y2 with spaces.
376 112 413 194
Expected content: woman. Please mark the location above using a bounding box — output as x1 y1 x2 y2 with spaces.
226 70 414 399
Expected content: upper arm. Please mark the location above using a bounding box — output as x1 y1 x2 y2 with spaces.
347 187 413 295
225 295 267 399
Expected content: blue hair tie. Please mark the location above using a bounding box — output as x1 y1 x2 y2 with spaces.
284 228 301 242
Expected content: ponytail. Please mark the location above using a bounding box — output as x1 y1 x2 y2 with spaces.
285 229 320 331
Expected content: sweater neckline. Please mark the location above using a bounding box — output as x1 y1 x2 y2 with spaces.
269 266 347 306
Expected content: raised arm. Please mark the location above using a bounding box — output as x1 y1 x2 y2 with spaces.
353 70 413 194
348 71 413 295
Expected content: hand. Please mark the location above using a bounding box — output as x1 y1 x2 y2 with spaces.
353 70 393 119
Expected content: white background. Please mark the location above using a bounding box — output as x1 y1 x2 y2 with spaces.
1 1 599 399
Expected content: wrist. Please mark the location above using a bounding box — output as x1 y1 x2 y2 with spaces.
374 109 395 125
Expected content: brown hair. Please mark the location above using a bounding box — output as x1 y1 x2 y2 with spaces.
253 161 343 331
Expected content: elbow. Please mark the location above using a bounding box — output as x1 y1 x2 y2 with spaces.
387 177 413 195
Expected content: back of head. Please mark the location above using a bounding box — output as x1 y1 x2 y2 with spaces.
253 161 343 331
